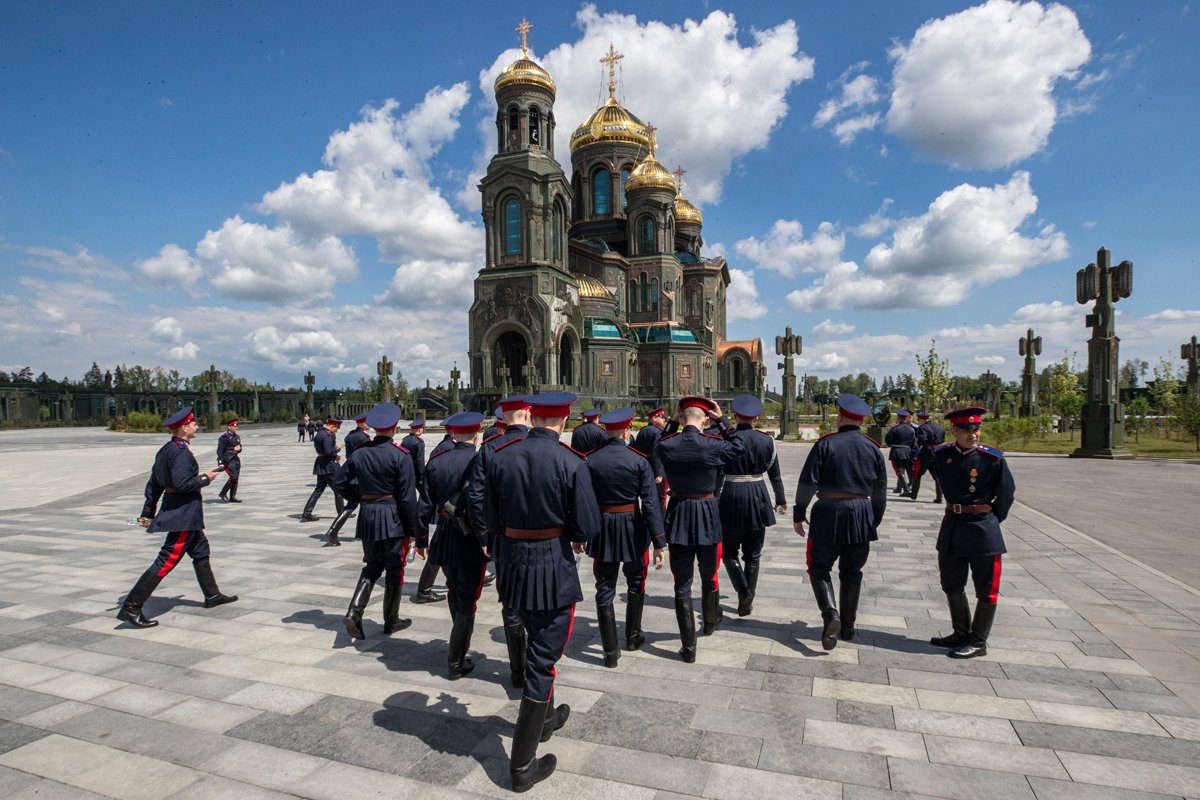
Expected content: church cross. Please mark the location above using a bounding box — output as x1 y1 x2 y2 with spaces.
673 165 686 192
600 43 624 99
516 18 533 56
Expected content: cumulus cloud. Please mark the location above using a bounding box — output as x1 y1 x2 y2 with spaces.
726 269 767 321
169 342 199 360
851 199 895 238
972 355 1006 366
136 244 200 294
25 245 127 280
814 68 883 144
733 220 844 278
1012 299 1077 323
886 0 1091 168
374 259 478 310
813 319 856 337
151 317 183 343
1145 309 1200 321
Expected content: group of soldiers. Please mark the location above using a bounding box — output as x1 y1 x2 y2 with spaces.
883 408 947 502
118 392 1014 793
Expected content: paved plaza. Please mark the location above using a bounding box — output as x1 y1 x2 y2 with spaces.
1 425 1199 799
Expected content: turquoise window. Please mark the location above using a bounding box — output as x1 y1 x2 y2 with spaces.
640 217 655 253
593 169 610 215
504 198 520 255
620 169 630 211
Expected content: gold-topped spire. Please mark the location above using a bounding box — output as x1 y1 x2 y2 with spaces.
646 122 658 154
516 17 532 57
495 17 556 96
674 164 703 223
600 43 624 100
672 165 686 191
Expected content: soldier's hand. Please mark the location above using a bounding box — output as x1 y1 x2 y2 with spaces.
793 521 807 537
655 476 663 485
776 503 788 513
417 547 427 560
571 542 585 555
140 517 152 529
204 469 219 481
653 547 665 569
482 546 490 559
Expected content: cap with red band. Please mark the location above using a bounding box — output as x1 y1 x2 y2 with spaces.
164 407 195 429
837 393 870 422
679 395 718 414
599 407 635 430
946 406 987 426
444 411 484 434
528 391 576 418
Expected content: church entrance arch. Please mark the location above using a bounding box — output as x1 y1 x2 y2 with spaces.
492 330 529 388
558 329 577 387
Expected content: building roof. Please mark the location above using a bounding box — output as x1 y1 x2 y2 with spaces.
717 338 762 363
576 273 612 299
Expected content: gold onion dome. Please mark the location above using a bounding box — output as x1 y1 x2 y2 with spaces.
576 273 612 299
570 96 651 152
495 18 556 96
626 151 676 193
675 192 703 224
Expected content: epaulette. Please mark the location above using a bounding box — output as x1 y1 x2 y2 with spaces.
427 448 450 461
863 434 882 448
628 446 649 458
176 440 188 448
933 443 955 453
660 432 680 442
389 441 411 454
977 444 1005 458
701 432 723 440
560 441 587 459
492 437 524 453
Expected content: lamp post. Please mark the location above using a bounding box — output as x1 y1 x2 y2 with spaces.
1071 246 1133 459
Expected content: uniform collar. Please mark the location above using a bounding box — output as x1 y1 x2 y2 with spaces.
528 427 561 441
736 422 754 430
838 425 859 433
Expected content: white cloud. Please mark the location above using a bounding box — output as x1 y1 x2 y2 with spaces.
26 245 127 280
1012 299 1077 323
135 244 200 294
733 220 844 277
726 268 767 321
814 70 883 144
972 355 1007 366
851 199 895 238
169 342 199 360
813 319 856 337
1145 309 1200 321
886 0 1091 168
374 259 477 309
151 317 183 343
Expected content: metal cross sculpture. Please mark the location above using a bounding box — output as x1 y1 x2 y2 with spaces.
1072 246 1133 458
204 364 221 431
1182 335 1200 396
303 370 316 416
1018 328 1042 417
775 326 803 439
376 355 394 403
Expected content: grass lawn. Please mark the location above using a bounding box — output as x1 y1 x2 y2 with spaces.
996 430 1200 457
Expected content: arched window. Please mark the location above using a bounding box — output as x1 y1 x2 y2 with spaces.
619 168 631 211
551 204 563 262
504 198 521 255
732 358 743 388
507 106 520 146
528 107 541 147
640 271 649 311
629 279 639 312
571 174 582 222
592 169 610 216
640 217 656 254
650 277 659 312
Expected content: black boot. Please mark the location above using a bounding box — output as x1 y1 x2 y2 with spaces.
744 560 760 615
624 590 645 651
227 480 242 503
812 579 840 650
194 561 238 608
934 480 943 504
950 600 997 659
701 584 723 636
930 592 972 648
723 557 752 617
540 690 570 742
504 622 527 689
324 507 353 546
447 613 475 680
334 492 345 516
412 559 445 603
483 565 496 586
839 582 861 641
116 570 163 628
218 482 229 502
300 490 321 522
596 603 620 668
675 597 697 663
382 584 411 634
510 696 555 793
344 577 374 640
908 475 921 500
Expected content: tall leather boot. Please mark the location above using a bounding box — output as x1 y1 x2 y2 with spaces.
447 613 475 680
812 579 840 650
323 507 353 546
218 481 229 502
723 557 752 617
701 584 723 636
744 560 760 615
540 689 570 743
334 492 345 516
344 577 374 640
933 478 943 504
504 622 527 689
675 597 697 663
839 581 861 641
412 558 445 603
300 490 321 522
950 600 997 659
227 479 242 503
908 474 921 500
194 561 238 608
510 696 555 793
116 570 163 628
930 592 972 648
382 584 411 634
624 590 646 651
596 603 620 668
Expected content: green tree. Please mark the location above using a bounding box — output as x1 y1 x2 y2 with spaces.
113 365 127 390
83 362 104 388
1178 391 1200 451
1150 358 1181 437
1119 358 1149 389
915 339 952 413
1124 395 1153 443
1047 354 1084 439
10 366 33 382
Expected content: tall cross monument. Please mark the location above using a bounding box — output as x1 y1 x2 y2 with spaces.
775 326 802 439
1071 246 1133 459
1018 328 1042 417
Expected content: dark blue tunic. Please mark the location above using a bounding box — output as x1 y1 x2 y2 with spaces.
485 428 600 610
331 437 421 545
929 443 1014 556
142 438 213 533
464 424 529 547
344 427 371 455
216 431 241 479
422 442 486 568
585 439 666 562
570 421 606 453
885 422 917 463
400 432 427 500
720 424 786 531
312 428 339 476
794 427 888 545
431 433 456 457
654 424 745 546
631 422 662 455
913 422 946 470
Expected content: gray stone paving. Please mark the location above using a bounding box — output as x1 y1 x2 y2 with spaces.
0 424 1198 798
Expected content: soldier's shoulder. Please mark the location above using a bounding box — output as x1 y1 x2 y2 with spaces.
701 432 723 440
753 429 774 438
861 433 882 448
977 444 1005 458
492 437 524 454
627 445 649 459
559 441 588 459
175 439 188 449
389 441 411 454
933 443 955 453
427 448 450 462
817 430 838 441
659 431 681 443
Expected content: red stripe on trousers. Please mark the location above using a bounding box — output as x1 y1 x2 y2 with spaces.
712 542 722 590
547 603 577 701
639 549 649 592
472 564 487 615
805 536 814 576
157 531 190 577
989 555 1003 604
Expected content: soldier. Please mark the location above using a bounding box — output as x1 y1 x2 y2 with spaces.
331 403 422 639
307 418 318 441
910 410 945 502
216 419 243 503
793 394 888 649
720 395 787 617
585 407 666 666
570 407 606 453
323 413 371 546
296 416 307 443
431 429 456 457
465 394 531 688
631 407 666 454
482 406 507 446
484 392 600 792
653 396 744 662
420 411 487 679
300 417 344 523
928 407 1015 659
403 416 446 605
117 407 237 628
884 409 916 495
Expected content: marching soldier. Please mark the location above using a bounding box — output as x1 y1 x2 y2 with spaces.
570 407 606 453
884 409 916 495
296 416 307 443
420 411 487 679
216 419 243 503
910 411 945 502
653 397 744 662
720 395 787 617
928 407 1015 659
482 406 507 445
793 394 888 649
331 403 422 639
403 417 446 605
307 418 318 441
323 413 371 546
484 392 599 792
117 407 237 628
585 407 666 666
300 417 344 522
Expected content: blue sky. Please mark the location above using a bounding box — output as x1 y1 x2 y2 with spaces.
2 1 1197 391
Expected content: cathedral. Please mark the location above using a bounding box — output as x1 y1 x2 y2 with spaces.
468 25 765 412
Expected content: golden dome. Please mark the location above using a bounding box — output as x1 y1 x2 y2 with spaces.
495 57 556 96
575 273 612 299
625 152 676 193
570 96 651 152
675 192 703 224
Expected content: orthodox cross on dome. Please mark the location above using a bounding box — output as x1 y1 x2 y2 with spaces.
600 43 624 99
516 18 533 57
673 165 686 193
645 122 658 154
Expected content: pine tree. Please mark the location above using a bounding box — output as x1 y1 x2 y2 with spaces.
83 362 104 388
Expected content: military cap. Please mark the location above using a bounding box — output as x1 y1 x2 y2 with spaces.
529 391 576 418
896 409 911 418
226 419 239 427
409 416 426 429
364 403 400 430
164 406 195 429
648 406 665 418
498 394 531 412
443 411 484 434
836 393 871 421
679 396 719 414
493 406 504 421
325 417 343 427
946 406 987 428
599 407 636 430
731 394 763 419
582 408 601 420
916 411 931 420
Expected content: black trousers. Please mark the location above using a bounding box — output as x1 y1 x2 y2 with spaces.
939 552 1002 604
806 536 870 585
443 563 489 616
723 526 765 565
592 550 649 605
518 604 575 701
669 543 720 599
309 474 344 514
149 530 211 577
360 536 407 588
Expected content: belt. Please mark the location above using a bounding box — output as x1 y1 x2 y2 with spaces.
505 527 564 540
361 493 392 501
818 491 867 500
673 492 715 500
946 503 992 514
599 503 636 513
724 475 763 484
437 509 450 518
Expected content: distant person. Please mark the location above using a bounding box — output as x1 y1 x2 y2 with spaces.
884 409 916 495
296 417 307 443
216 419 243 503
569 407 605 453
909 411 945 502
300 417 344 523
323 413 371 546
403 416 445 605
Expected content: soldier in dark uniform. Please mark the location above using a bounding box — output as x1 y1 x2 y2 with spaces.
633 406 668 505
884 409 916 495
653 396 744 662
928 407 1015 659
420 411 487 679
431 430 456 457
300 417 344 522
585 407 665 666
216 419 242 503
720 395 787 617
307 418 318 441
323 413 371 546
402 417 445 605
331 403 422 639
570 407 606 453
482 406 507 445
909 411 945 502
465 394 531 688
297 417 307 443
793 394 888 649
484 392 600 792
117 407 237 628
